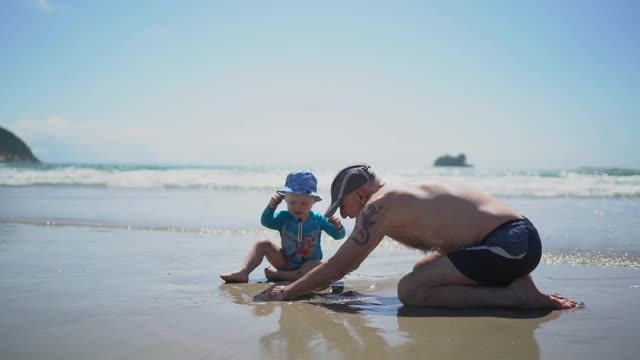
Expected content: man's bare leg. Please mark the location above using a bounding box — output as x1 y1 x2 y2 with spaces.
398 254 577 309
264 260 321 282
220 240 289 283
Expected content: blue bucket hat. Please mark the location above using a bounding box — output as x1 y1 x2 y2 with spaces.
278 171 322 201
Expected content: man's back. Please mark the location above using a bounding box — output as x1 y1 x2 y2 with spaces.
373 179 521 253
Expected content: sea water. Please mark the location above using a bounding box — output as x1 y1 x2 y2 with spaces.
1 163 639 268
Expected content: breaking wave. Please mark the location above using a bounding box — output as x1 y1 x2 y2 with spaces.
1 163 639 198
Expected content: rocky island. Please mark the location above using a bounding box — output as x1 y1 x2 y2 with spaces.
433 153 471 167
0 126 40 163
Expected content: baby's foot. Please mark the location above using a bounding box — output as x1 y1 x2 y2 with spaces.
220 271 249 283
264 267 300 282
264 267 280 281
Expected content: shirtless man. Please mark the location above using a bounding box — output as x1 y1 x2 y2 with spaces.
256 164 576 309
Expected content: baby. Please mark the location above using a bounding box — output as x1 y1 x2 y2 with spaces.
220 171 345 283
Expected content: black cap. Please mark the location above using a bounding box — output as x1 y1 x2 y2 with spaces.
324 164 374 217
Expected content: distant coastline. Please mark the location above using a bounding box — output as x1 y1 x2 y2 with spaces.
433 153 471 167
0 126 40 163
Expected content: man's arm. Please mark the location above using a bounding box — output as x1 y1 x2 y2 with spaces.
256 202 387 301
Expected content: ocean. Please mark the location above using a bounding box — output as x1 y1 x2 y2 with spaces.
2 162 640 359
1 163 639 268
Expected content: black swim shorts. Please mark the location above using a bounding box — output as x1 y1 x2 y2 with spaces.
447 217 542 287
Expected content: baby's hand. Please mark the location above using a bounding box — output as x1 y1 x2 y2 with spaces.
328 216 342 229
269 193 285 209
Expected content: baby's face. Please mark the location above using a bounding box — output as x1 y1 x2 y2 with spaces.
284 193 316 220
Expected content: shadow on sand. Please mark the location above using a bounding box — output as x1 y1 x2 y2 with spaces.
309 289 554 319
219 282 563 360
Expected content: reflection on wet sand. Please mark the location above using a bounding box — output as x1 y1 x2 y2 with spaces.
219 283 563 360
261 301 391 359
394 306 559 360
316 293 559 360
219 283 391 359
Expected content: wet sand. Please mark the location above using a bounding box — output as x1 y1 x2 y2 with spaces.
1 223 639 359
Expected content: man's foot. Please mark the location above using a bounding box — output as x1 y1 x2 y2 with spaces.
509 276 578 309
220 271 249 283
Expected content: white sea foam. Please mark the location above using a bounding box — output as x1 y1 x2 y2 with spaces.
1 164 639 198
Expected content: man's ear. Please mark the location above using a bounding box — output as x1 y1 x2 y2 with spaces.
355 189 367 205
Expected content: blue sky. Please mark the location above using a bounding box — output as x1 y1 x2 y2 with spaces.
1 0 638 169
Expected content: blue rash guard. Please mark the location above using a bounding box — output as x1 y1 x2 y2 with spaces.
261 206 347 270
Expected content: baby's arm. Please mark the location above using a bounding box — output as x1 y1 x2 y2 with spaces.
328 216 342 230
269 193 284 209
261 193 285 229
320 214 346 239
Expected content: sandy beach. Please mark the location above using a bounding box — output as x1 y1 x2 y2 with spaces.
3 0 639 357
1 221 639 359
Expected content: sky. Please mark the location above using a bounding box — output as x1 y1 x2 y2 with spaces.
1 0 639 170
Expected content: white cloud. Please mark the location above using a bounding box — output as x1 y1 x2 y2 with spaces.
10 115 371 166
13 117 163 163
31 0 53 12
10 116 274 164
15 117 141 143
9 113 458 168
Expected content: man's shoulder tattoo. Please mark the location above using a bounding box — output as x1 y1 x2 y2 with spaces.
349 204 384 246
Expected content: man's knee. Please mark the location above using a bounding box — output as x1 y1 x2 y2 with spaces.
413 251 443 272
397 274 419 306
412 262 423 272
399 275 440 306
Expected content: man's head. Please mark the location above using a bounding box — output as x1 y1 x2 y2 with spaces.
324 164 376 218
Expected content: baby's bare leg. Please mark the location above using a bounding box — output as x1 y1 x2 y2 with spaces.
220 240 288 283
265 260 321 282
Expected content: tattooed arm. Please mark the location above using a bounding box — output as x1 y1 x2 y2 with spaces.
255 202 387 301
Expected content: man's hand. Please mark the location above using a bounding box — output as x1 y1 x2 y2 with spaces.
328 215 342 230
269 193 285 209
253 284 287 302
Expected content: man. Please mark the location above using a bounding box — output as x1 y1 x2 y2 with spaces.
256 164 576 308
